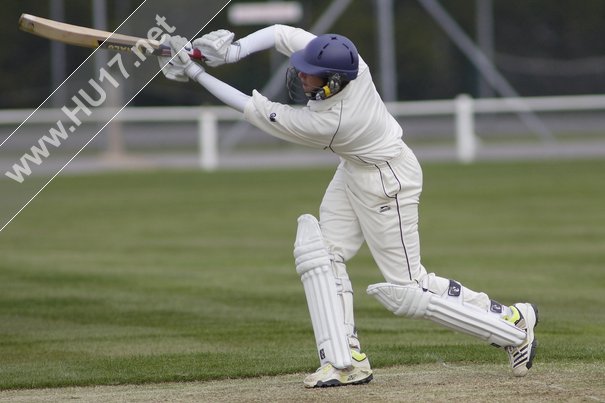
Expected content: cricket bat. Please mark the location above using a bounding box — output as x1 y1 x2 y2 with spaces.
18 13 202 60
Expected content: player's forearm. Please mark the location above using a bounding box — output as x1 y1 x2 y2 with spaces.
186 65 250 113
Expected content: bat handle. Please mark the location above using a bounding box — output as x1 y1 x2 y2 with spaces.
157 44 204 61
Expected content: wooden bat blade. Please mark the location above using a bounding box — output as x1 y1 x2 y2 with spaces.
18 13 165 55
18 14 203 60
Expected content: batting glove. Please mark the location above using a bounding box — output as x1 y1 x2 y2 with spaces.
192 29 239 67
158 35 205 82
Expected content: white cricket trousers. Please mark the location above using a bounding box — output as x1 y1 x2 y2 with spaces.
319 144 492 314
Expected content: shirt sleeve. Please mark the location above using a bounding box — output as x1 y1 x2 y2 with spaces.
244 90 340 148
273 25 316 57
236 24 315 59
235 26 277 58
193 71 251 113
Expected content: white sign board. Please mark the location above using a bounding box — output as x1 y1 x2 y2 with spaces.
228 2 303 25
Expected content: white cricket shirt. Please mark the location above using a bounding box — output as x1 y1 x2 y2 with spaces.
244 25 405 165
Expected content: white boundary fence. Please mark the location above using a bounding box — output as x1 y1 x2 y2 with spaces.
386 93 605 164
1 94 605 171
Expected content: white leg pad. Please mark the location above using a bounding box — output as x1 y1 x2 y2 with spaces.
367 282 525 347
294 214 352 369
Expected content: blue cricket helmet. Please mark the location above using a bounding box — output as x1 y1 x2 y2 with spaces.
290 34 359 81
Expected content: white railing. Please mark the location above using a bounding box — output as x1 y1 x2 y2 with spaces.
1 93 605 170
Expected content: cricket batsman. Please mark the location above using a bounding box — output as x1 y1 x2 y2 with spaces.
157 24 538 388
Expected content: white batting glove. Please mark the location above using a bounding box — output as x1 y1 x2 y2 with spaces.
192 29 240 67
158 35 204 82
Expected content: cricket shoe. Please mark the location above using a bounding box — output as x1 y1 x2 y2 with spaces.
504 302 539 377
303 351 373 388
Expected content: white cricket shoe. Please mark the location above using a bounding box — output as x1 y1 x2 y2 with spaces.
505 303 539 377
303 351 373 388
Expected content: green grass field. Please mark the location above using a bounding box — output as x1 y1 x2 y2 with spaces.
0 160 604 390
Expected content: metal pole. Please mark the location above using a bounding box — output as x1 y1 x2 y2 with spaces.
92 0 109 70
93 0 125 159
310 0 354 34
50 0 66 106
417 0 553 141
375 0 397 102
476 0 494 98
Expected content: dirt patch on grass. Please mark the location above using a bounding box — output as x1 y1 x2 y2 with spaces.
1 362 603 403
